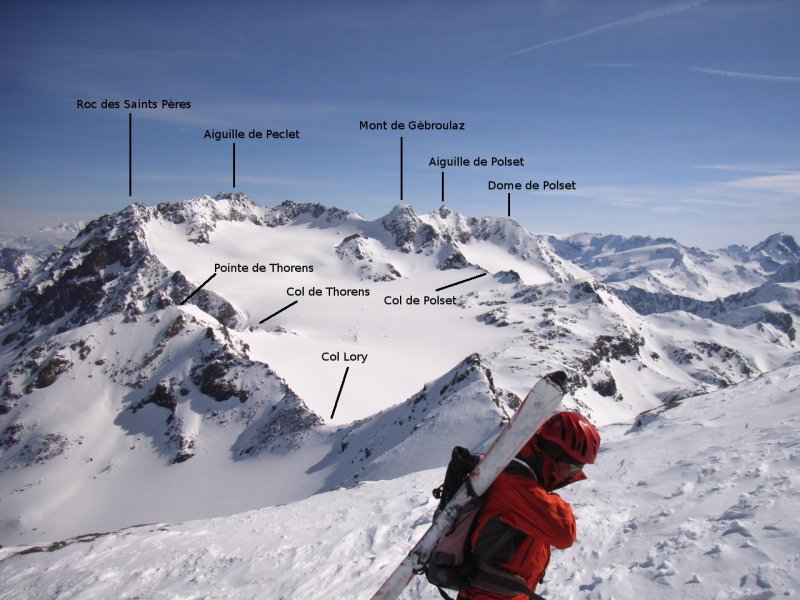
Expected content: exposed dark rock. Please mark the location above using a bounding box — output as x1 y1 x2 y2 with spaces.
234 393 322 457
381 205 421 250
477 308 512 327
415 224 438 249
191 358 250 403
30 356 72 389
69 339 92 360
695 341 757 377
133 381 178 413
0 423 23 450
581 331 645 372
18 432 70 465
440 248 470 270
592 376 618 398
571 280 605 305
171 437 195 464
163 314 186 341
495 270 521 284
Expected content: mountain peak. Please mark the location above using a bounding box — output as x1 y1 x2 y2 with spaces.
751 233 800 260
213 191 252 203
380 204 421 250
437 352 497 400
382 204 419 222
269 200 354 227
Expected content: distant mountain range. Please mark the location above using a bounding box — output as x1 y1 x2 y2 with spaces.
1 193 797 544
547 231 800 344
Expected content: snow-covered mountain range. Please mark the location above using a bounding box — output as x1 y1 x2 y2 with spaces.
0 193 798 588
548 232 800 346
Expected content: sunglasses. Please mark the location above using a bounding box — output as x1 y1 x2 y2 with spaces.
563 461 585 474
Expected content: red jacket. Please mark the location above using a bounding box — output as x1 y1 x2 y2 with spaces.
460 470 577 600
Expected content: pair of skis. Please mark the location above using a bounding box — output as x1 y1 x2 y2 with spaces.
370 371 567 600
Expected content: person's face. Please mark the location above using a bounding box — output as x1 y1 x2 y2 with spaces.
554 459 584 484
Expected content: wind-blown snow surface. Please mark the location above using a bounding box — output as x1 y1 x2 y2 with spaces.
2 361 798 599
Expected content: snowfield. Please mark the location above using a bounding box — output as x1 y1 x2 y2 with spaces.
2 359 798 600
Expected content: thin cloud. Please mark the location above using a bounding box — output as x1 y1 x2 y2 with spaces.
541 176 798 214
695 163 798 175
685 66 800 83
128 99 358 129
502 0 709 58
725 172 800 196
591 62 800 83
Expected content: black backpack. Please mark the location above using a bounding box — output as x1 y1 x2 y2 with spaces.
422 446 544 600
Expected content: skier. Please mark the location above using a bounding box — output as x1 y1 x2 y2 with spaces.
456 411 601 600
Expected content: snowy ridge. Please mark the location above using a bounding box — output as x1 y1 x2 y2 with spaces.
615 281 800 346
467 274 793 421
362 204 574 280
313 353 519 488
546 231 800 355
422 206 576 283
748 233 800 269
546 231 800 300
1 361 797 599
153 193 355 244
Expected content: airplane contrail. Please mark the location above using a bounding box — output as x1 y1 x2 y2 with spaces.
502 0 710 58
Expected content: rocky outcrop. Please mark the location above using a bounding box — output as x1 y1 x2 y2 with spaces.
335 234 402 281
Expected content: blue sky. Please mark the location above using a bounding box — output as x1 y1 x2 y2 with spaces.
1 0 798 248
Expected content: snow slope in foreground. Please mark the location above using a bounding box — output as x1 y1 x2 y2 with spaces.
1 361 799 600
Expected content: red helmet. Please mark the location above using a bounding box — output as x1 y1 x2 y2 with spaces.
536 411 601 465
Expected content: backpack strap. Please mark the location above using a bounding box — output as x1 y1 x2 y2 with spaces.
469 564 547 598
508 457 538 481
435 587 456 600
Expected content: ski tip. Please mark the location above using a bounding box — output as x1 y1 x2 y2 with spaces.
545 371 568 392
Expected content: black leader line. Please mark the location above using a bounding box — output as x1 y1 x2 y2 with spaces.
180 273 217 305
259 300 299 324
400 136 404 201
330 367 350 419
435 272 487 292
128 113 133 197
